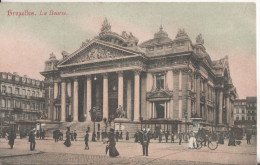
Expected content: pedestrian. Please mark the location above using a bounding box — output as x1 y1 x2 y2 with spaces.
115 130 119 142
188 131 197 149
246 131 252 144
85 131 89 150
29 128 36 151
171 133 174 143
101 130 104 141
107 128 119 157
119 130 123 139
165 131 169 143
42 129 45 140
140 128 150 156
71 132 74 141
92 131 96 141
36 130 40 139
8 128 16 149
97 130 100 141
134 131 139 142
87 125 90 132
159 130 162 143
126 131 129 140
64 127 71 147
74 130 77 141
218 132 224 144
179 132 183 145
228 129 236 146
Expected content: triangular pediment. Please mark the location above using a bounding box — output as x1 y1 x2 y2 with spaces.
58 39 141 67
147 90 173 100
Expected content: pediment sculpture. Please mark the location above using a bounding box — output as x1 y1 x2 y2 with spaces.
63 44 132 65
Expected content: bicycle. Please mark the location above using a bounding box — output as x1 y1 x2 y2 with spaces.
196 133 218 150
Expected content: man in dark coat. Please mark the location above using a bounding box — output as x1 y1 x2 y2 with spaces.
85 131 89 150
126 131 129 140
159 131 162 143
165 131 169 143
140 129 150 156
97 130 100 141
29 128 36 151
74 130 77 141
8 128 16 149
119 130 123 139
246 131 252 144
171 133 174 143
115 130 119 142
179 132 183 145
134 131 139 142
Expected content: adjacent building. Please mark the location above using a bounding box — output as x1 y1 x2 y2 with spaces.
41 18 237 133
234 97 257 134
0 72 45 130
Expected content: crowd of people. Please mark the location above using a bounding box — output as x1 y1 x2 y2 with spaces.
1 125 254 158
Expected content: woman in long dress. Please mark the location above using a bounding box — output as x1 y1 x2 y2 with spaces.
188 131 197 149
64 127 71 147
107 128 119 157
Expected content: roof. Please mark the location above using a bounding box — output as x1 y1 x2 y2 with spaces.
139 26 172 48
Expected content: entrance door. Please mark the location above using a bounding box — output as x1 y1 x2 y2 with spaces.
109 98 118 119
155 101 165 118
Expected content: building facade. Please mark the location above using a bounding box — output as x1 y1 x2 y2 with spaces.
41 19 237 131
0 72 45 130
234 99 247 121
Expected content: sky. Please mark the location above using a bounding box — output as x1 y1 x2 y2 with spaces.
0 3 256 99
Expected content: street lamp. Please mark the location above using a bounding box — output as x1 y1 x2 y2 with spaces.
184 111 188 142
89 107 97 141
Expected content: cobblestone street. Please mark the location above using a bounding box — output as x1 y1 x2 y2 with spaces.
0 136 256 165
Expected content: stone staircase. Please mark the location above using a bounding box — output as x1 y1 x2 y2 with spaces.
42 120 113 140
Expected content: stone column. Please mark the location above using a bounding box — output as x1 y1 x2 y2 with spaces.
118 71 124 108
134 70 140 121
73 78 78 122
103 73 109 119
61 81 66 122
146 72 153 120
196 74 201 117
226 95 230 125
204 80 208 121
167 70 174 90
86 76 92 121
219 90 223 124
66 80 72 116
127 79 132 120
54 82 58 99
187 73 192 119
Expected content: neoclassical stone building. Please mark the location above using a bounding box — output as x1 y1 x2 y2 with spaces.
41 19 237 132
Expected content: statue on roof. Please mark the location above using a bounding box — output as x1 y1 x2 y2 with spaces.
121 31 129 39
196 34 204 45
100 17 111 33
49 52 56 60
61 51 69 59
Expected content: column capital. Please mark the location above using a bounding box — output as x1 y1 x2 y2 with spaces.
117 71 124 76
102 73 108 79
65 79 72 83
134 70 141 75
72 77 79 81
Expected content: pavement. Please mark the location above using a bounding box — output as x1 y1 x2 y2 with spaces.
0 136 257 165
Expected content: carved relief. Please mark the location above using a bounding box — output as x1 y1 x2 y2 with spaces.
65 44 132 65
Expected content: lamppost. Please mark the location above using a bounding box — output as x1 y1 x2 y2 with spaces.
184 111 188 142
89 107 97 141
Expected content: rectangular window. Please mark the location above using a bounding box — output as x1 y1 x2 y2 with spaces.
242 110 245 114
32 91 35 97
7 100 11 108
242 116 245 120
22 89 26 95
252 117 255 120
156 74 165 90
248 117 251 120
27 90 30 96
236 116 239 120
8 87 12 94
27 102 30 109
2 86 6 93
1 99 6 107
15 88 19 95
